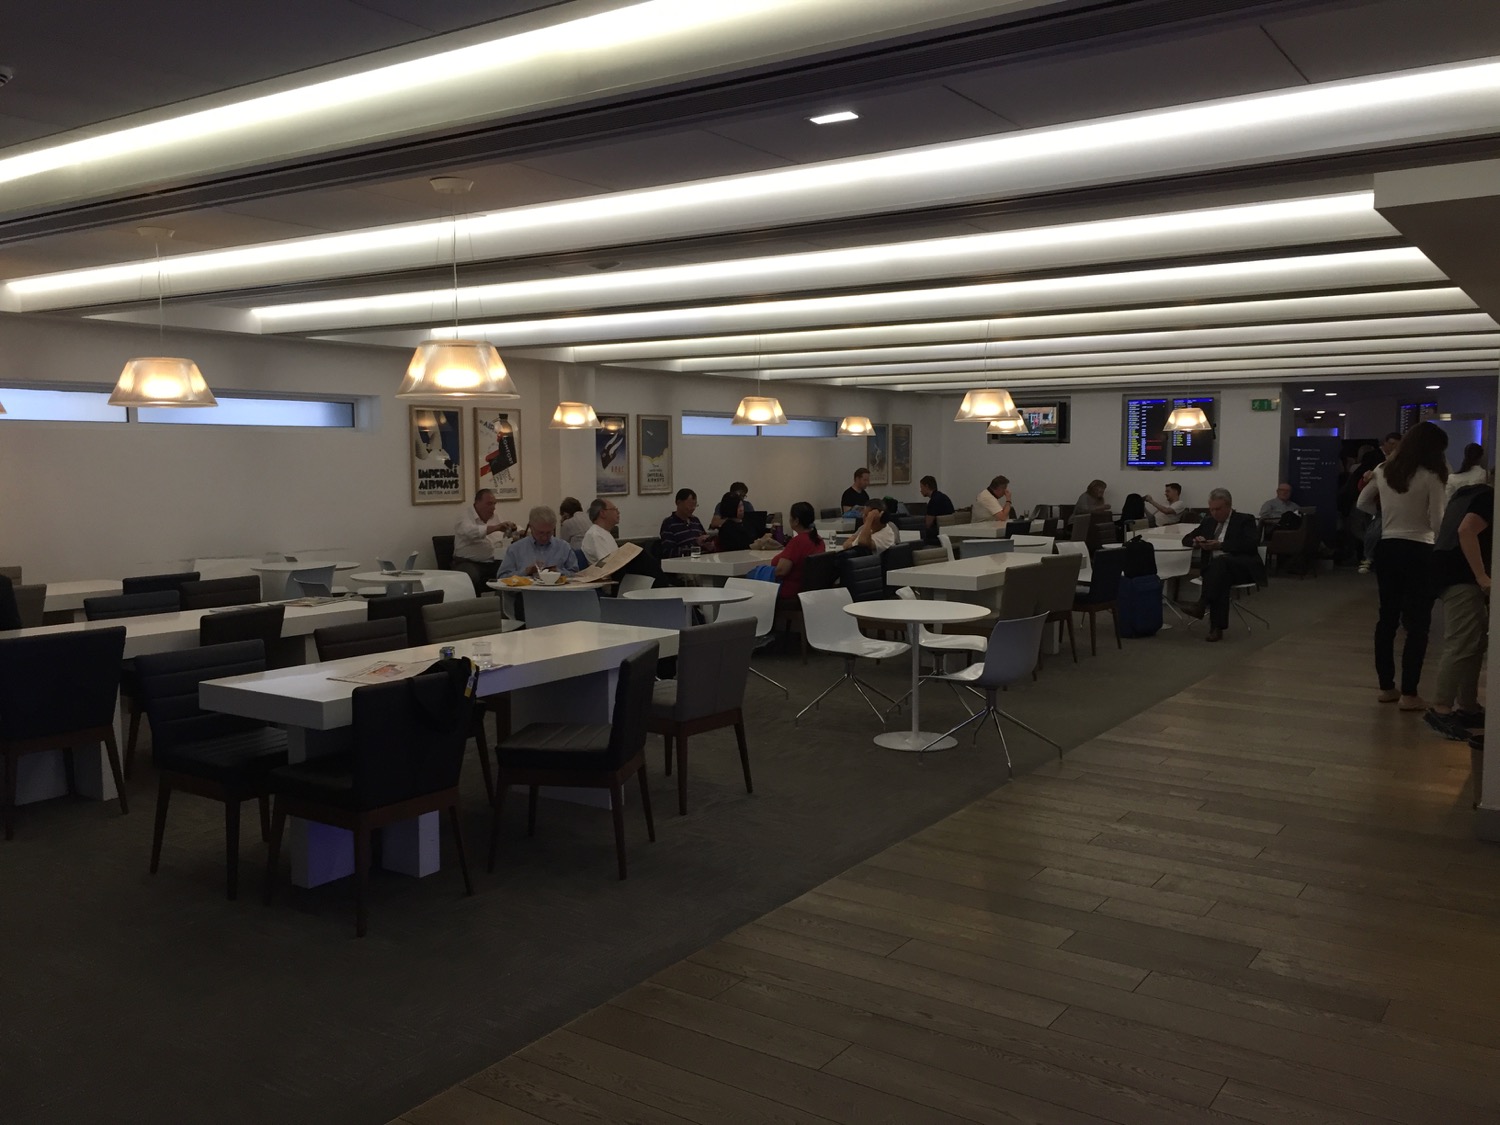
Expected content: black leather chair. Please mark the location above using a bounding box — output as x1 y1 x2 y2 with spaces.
880 542 916 581
121 571 200 596
264 660 476 937
839 550 885 602
135 641 289 900
84 590 182 777
432 535 456 571
0 627 128 839
489 645 658 880
180 576 262 610
365 590 443 646
0 574 22 631
198 603 285 650
314 617 408 662
777 548 843 663
1073 548 1125 655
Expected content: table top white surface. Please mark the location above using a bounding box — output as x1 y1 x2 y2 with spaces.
940 522 1007 538
661 550 774 576
41 579 124 613
251 560 362 573
349 569 445 583
844 600 989 625
886 552 1042 592
200 621 677 731
623 586 751 605
0 599 367 658
489 578 609 592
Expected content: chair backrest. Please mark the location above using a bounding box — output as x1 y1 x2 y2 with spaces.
959 538 1015 559
121 571 200 596
180 575 262 610
721 577 777 636
198 603 285 648
1054 540 1088 560
839 551 885 602
880 542 916 580
0 574 21 631
135 640 269 756
314 617 408 662
910 547 946 568
416 570 479 604
350 660 475 807
288 565 336 597
1035 553 1084 613
819 507 842 520
1157 547 1195 579
0 565 21 582
605 644 660 768
12 583 45 628
0 627 127 738
798 587 865 649
599 596 683 629
617 574 654 598
974 613 1049 690
799 549 842 594
432 535 456 571
668 617 757 720
997 562 1048 619
377 553 419 573
190 556 260 581
420 598 507 643
366 589 444 645
1080 548 1126 602
84 590 181 620
522 588 601 627
1068 513 1092 543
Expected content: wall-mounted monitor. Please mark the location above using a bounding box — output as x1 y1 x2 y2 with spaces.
985 399 1070 444
1123 395 1218 468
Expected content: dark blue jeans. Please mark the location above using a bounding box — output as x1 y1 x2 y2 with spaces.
1373 538 1435 695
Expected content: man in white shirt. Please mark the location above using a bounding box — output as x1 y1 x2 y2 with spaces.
1144 482 1187 526
582 497 622 565
453 488 516 592
974 475 1014 522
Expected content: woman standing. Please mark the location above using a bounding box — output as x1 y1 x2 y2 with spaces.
1446 442 1488 499
1357 421 1448 709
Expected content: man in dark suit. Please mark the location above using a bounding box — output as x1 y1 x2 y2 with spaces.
1179 487 1267 642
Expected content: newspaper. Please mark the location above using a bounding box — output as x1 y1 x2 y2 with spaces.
328 660 430 685
572 541 642 583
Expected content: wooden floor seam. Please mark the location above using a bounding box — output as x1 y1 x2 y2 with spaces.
396 606 1499 1125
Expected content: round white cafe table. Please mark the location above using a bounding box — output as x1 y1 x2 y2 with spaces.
348 569 446 596
251 560 361 598
623 584 750 625
843 599 989 752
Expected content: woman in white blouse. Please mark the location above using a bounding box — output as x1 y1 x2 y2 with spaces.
1356 421 1449 710
1446 443 1488 499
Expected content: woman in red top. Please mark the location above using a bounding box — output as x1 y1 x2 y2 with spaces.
772 501 826 600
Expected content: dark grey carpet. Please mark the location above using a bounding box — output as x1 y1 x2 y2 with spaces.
0 574 1365 1124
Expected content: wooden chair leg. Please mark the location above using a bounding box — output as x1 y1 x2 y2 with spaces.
447 805 474 896
263 803 287 905
1066 616 1077 663
124 700 143 778
102 729 128 816
1111 607 1122 649
676 735 689 816
663 733 673 776
1088 610 1098 656
150 778 172 873
224 798 241 901
353 820 372 938
487 784 507 875
734 720 753 795
609 781 627 880
637 765 656 842
258 795 271 842
526 785 539 837
472 717 496 805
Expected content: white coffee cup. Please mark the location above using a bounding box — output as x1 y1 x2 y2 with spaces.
534 569 563 585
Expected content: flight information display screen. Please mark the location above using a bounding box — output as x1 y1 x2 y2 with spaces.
1124 397 1169 467
1169 396 1217 467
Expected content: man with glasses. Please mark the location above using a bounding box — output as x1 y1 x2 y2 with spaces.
583 497 622 565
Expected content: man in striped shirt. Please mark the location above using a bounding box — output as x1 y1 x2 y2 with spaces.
658 488 708 558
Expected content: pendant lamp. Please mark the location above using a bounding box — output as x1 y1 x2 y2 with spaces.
954 320 1021 425
399 178 518 399
986 415 1029 435
837 415 874 436
550 401 601 429
110 228 218 408
1163 406 1212 432
732 338 786 428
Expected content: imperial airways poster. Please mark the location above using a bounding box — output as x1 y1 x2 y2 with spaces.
411 407 463 504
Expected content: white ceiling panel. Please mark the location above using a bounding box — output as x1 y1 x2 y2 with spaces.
945 24 1306 129
1265 0 1500 84
516 130 794 192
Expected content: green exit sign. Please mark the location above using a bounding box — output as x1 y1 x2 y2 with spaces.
1251 398 1280 412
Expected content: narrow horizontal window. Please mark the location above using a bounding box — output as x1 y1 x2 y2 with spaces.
681 411 837 438
136 395 356 428
0 386 126 422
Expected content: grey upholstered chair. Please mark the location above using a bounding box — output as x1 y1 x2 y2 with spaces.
647 617 757 815
11 582 45 627
420 598 507 644
314 617 408 662
1035 553 1084 663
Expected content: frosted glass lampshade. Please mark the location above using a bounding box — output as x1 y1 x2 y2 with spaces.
109 357 218 407
837 415 874 436
1164 406 1212 432
397 340 516 398
986 416 1029 434
598 414 626 432
954 388 1019 422
732 395 788 426
551 401 601 429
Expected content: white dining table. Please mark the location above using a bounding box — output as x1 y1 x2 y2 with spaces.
940 521 1008 539
623 584 750 625
199 621 677 888
842 600 989 752
660 550 775 580
885 553 1043 597
41 579 123 618
347 569 445 596
251 560 362 598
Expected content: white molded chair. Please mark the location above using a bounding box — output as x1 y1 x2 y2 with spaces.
417 570 478 605
377 552 419 573
938 534 955 562
925 612 1058 772
1054 541 1091 590
1187 547 1268 631
720 577 788 696
617 573 654 598
287 565 335 597
1156 547 1195 622
794 588 908 726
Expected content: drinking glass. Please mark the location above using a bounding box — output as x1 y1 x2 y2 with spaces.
471 641 493 669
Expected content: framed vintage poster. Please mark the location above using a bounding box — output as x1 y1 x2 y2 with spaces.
596 413 629 495
474 408 521 501
891 423 912 486
637 414 672 495
865 423 890 486
409 406 463 504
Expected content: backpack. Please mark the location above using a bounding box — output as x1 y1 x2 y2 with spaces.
1117 574 1164 638
1120 535 1157 578
1277 510 1303 530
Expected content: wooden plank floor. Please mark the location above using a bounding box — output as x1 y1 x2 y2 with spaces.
396 607 1500 1125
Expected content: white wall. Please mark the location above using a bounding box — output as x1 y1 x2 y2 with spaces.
0 316 943 580
936 386 1283 516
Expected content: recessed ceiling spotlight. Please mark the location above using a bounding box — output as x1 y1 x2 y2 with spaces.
809 110 859 125
1339 412 1347 416
1324 391 1337 396
1302 387 1316 392
1426 383 1441 389
1293 406 1301 411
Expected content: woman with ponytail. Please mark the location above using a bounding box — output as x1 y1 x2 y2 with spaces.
772 501 826 600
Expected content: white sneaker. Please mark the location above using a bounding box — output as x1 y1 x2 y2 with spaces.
1358 561 1371 574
